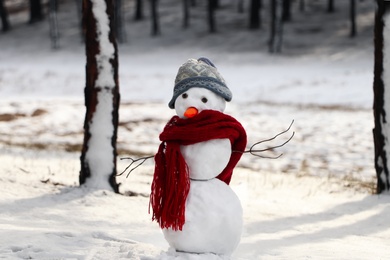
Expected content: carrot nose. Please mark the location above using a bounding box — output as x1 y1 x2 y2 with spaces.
184 107 198 118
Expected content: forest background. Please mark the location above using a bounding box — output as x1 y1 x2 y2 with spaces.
1 0 388 259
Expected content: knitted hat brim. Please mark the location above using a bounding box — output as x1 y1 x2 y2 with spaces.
168 77 232 109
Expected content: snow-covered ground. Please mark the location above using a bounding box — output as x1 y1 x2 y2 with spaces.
1 0 389 259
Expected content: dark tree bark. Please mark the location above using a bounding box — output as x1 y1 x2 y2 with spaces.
49 0 59 49
0 0 10 32
208 0 217 33
350 0 356 37
80 0 120 193
373 0 390 194
238 0 244 13
183 0 190 28
282 0 291 22
327 0 334 13
29 0 44 24
268 0 283 53
214 0 220 9
134 0 143 21
114 0 126 42
150 0 160 36
249 0 260 29
299 0 305 12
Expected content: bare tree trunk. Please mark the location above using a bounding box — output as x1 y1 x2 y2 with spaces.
29 0 44 24
208 0 216 33
134 0 143 21
299 0 305 12
49 0 59 49
0 0 10 32
249 0 260 29
183 0 190 28
238 0 244 13
282 0 291 22
269 0 283 53
350 0 356 37
327 0 334 13
214 0 220 9
80 0 120 193
373 0 390 193
114 0 126 42
150 0 160 36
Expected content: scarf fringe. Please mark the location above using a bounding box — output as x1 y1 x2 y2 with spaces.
150 142 190 231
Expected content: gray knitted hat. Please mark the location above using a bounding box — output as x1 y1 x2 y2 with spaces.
168 57 232 109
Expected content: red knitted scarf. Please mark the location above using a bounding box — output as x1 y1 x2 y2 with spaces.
149 110 247 231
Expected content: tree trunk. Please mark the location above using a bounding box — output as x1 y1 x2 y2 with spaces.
150 0 160 36
327 0 334 13
183 0 190 28
114 0 126 42
208 0 216 33
350 0 356 38
0 0 10 32
249 0 260 29
80 0 120 193
238 0 244 13
29 0 44 24
268 0 283 53
373 0 390 193
134 0 143 21
49 0 59 49
214 0 220 9
299 0 305 12
282 0 291 22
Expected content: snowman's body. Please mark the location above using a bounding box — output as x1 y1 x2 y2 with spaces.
162 87 243 255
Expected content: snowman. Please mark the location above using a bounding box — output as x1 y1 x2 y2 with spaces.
150 58 247 256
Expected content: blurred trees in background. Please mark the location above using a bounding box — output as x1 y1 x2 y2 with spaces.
0 0 371 53
0 0 9 31
150 0 160 35
29 0 44 23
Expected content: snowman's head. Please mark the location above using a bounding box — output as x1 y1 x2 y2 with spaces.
168 58 232 114
174 87 226 119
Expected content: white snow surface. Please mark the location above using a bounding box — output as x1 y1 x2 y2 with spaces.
1 0 390 259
